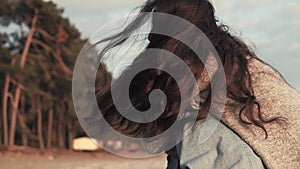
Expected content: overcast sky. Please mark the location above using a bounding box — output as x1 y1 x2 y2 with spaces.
47 0 300 90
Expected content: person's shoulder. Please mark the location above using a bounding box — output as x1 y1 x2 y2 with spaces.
247 57 281 78
247 56 300 96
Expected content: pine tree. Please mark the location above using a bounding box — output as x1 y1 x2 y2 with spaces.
0 0 88 151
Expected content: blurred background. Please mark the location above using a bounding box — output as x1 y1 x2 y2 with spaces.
0 0 299 169
50 0 300 89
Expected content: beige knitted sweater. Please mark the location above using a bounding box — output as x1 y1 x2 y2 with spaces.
222 58 300 169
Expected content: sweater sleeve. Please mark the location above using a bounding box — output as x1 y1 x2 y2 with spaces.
177 120 265 169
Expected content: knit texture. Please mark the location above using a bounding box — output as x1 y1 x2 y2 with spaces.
222 58 300 169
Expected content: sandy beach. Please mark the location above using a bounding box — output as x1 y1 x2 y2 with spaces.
0 151 167 169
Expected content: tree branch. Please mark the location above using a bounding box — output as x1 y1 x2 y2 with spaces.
36 28 55 41
31 38 72 74
7 92 15 106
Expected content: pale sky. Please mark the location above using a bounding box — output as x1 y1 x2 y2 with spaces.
47 0 300 90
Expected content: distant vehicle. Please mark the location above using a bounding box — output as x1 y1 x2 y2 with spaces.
72 137 101 151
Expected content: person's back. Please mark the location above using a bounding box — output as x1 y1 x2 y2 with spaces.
221 57 300 168
167 58 300 169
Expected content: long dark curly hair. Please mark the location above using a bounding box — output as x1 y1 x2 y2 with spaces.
95 0 282 139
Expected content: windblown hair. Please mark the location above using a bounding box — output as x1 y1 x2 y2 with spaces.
96 0 282 138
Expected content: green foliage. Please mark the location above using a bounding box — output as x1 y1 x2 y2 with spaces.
0 0 103 149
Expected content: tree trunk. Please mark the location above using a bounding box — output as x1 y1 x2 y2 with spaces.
37 99 45 152
8 9 39 149
18 114 28 146
0 107 2 146
18 94 28 146
58 106 65 149
67 121 74 151
2 74 10 147
9 84 22 149
20 9 38 68
46 108 53 149
52 115 58 148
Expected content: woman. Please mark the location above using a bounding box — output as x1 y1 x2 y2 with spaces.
95 0 300 168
